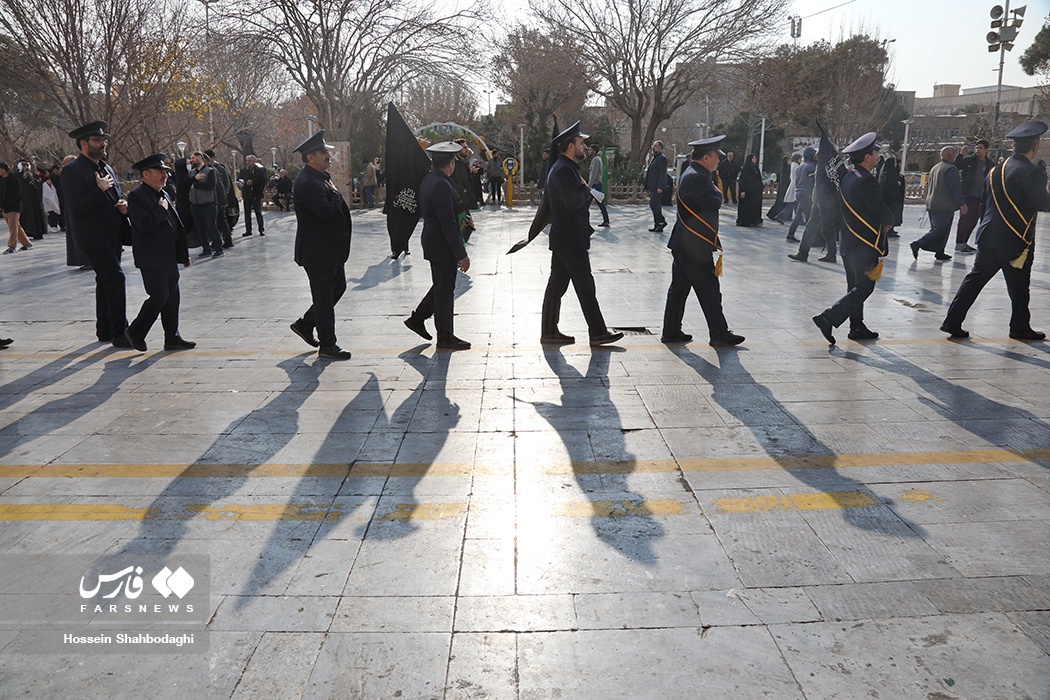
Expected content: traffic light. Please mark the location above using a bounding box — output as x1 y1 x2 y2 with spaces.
987 5 1026 52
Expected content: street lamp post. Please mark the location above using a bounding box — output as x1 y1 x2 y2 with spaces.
197 0 216 143
901 119 912 172
307 115 316 137
987 2 1027 136
270 146 278 170
176 140 187 159
758 114 767 174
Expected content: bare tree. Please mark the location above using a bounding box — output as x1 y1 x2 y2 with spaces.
400 76 478 128
494 25 590 134
529 0 780 160
751 35 901 145
222 0 483 142
0 0 195 163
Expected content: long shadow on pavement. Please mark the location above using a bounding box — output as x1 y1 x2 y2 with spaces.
669 345 928 537
521 348 664 566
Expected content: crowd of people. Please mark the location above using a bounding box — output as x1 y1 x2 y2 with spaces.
1 116 1048 356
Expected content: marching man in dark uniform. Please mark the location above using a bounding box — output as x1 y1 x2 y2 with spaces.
540 121 623 347
123 154 195 352
288 130 353 360
404 142 472 349
812 132 891 345
660 135 745 346
62 121 132 347
942 120 1050 340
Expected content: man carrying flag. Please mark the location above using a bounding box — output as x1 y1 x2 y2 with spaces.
941 120 1050 340
539 121 622 346
660 135 744 346
812 132 891 345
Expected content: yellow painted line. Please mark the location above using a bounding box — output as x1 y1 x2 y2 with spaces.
0 448 1046 482
555 499 684 518
900 488 941 503
0 504 157 521
183 504 341 521
380 503 468 521
713 491 879 513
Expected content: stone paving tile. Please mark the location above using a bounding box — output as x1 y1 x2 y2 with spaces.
772 613 1050 700
444 632 518 700
230 631 324 700
922 521 1050 577
518 627 805 699
805 581 941 620
302 632 450 699
1007 611 1050 656
331 595 455 633
209 595 338 632
574 591 702 630
915 575 1050 614
725 586 823 624
454 594 577 632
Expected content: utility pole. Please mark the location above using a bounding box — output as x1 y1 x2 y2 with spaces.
987 3 1028 137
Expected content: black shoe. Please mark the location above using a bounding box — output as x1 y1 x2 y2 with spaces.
910 241 920 259
437 336 471 350
847 327 879 341
786 235 799 242
540 332 575 344
242 232 253 237
813 314 836 345
710 332 745 346
1009 329 1046 341
0 338 13 348
111 334 133 349
660 331 692 344
164 336 196 350
818 256 837 263
259 231 265 237
211 251 224 258
648 227 661 232
934 253 952 261
124 329 147 352
198 250 212 258
404 315 432 341
318 345 352 359
290 321 320 347
222 243 234 249
97 336 111 343
599 221 610 227
788 253 808 262
940 322 969 339
589 331 624 346
887 230 900 238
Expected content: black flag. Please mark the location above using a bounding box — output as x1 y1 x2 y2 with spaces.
806 120 845 251
508 116 559 254
383 102 432 257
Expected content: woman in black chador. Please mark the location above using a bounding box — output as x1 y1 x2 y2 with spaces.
735 154 764 227
766 155 791 223
878 155 905 237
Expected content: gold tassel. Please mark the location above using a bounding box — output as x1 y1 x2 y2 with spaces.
1009 247 1029 269
714 254 723 277
866 258 883 281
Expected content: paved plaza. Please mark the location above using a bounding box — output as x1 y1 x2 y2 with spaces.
0 200 1048 699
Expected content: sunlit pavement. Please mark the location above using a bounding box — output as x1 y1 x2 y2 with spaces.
0 201 1047 698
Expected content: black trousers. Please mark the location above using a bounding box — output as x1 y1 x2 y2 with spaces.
244 195 264 233
661 249 728 338
542 250 607 337
414 254 458 340
83 246 127 340
822 249 877 329
722 178 737 204
129 266 180 341
301 265 347 347
649 190 666 227
944 244 1034 333
914 209 955 256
